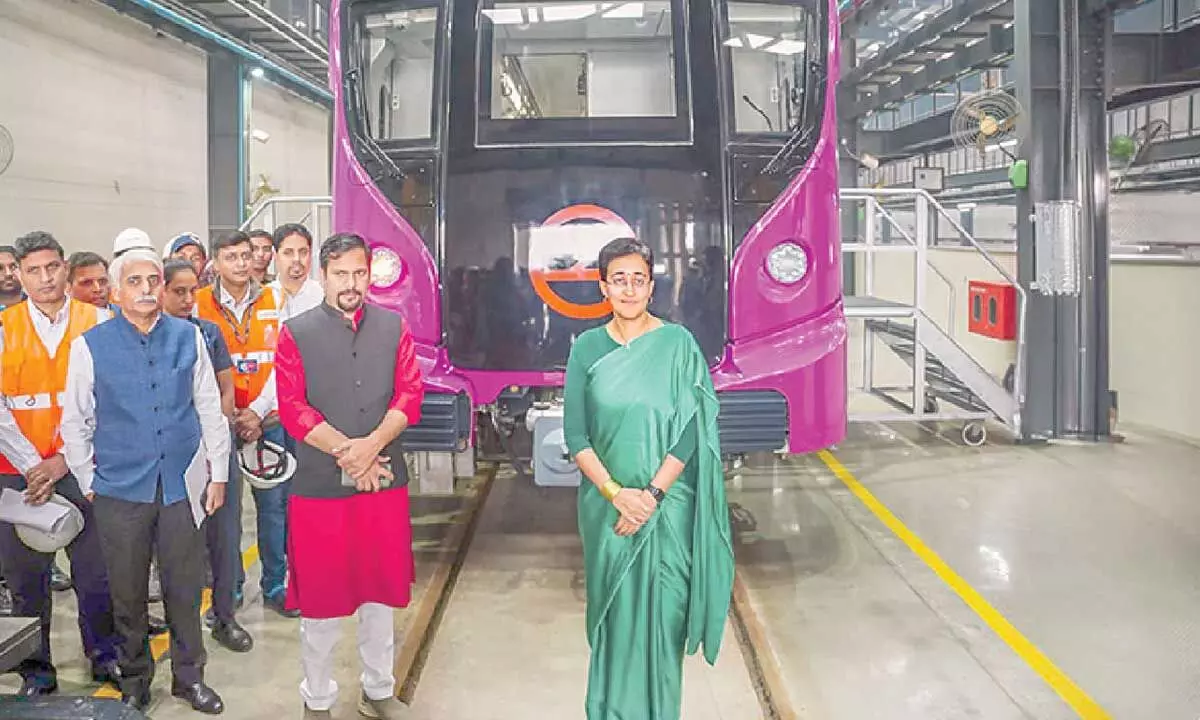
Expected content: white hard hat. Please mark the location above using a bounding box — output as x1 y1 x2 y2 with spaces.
113 228 155 258
240 438 296 490
15 494 84 554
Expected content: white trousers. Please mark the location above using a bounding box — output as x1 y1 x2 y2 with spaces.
299 602 396 710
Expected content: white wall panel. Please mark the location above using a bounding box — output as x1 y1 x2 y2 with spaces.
247 78 330 230
0 0 207 256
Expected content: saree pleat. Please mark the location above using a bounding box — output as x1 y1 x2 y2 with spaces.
577 325 734 720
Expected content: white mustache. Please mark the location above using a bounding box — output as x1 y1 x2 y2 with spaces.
134 295 157 304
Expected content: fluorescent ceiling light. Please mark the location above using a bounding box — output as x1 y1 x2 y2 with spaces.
723 37 745 47
482 7 525 24
602 2 644 19
765 39 806 55
541 3 597 21
746 33 774 49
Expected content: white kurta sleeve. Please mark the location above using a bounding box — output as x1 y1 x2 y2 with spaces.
193 326 231 484
247 368 277 420
60 335 97 494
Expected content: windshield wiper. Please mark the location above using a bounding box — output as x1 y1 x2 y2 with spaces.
344 65 407 184
760 59 826 177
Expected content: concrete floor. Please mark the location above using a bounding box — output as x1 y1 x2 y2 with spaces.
3 420 1199 718
730 420 1200 719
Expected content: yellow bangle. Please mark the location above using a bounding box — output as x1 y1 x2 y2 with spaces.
600 480 622 502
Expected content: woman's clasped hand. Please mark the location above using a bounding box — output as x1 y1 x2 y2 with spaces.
612 487 658 536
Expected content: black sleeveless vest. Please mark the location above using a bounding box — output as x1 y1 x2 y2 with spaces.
285 302 410 498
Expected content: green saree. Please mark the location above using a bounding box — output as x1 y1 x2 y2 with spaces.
565 323 735 720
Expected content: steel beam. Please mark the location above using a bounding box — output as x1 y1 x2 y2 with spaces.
840 25 861 293
850 24 1015 118
1139 134 1200 164
1109 22 1200 95
845 0 1012 87
1013 0 1112 441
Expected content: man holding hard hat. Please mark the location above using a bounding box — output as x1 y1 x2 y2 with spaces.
0 231 119 696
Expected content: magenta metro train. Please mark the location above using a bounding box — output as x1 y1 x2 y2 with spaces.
328 0 846 461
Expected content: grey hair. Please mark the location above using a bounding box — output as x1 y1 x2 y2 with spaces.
109 248 164 286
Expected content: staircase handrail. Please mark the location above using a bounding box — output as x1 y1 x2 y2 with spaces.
841 187 1027 430
852 198 958 333
240 195 333 233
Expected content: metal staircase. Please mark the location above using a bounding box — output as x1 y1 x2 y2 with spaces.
841 188 1026 445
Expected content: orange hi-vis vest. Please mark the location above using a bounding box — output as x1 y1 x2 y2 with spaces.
0 300 101 475
195 283 279 410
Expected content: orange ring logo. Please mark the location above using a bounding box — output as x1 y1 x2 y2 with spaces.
528 204 632 320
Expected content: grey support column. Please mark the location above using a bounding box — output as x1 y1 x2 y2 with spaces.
207 50 246 243
1013 0 1112 441
838 29 859 295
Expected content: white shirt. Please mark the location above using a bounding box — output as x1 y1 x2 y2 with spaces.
217 282 264 324
60 317 231 508
270 278 324 322
203 281 281 419
0 299 111 475
249 278 324 420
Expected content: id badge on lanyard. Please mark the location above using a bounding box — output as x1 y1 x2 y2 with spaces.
235 357 259 375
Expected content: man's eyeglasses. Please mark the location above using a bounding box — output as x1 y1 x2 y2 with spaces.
606 273 650 290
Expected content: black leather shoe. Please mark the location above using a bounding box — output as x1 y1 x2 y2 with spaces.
212 619 253 653
264 594 300 618
18 678 56 696
122 688 152 711
171 681 225 715
91 659 121 685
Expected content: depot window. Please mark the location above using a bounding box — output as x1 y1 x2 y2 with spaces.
476 0 692 146
723 0 822 137
348 1 443 146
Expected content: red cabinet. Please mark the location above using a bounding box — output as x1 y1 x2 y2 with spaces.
968 281 1016 340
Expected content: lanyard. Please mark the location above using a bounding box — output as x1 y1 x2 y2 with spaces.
215 298 256 347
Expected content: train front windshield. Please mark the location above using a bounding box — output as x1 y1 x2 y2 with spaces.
349 0 826 372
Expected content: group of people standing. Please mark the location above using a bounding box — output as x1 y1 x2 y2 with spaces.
0 223 423 719
0 219 737 720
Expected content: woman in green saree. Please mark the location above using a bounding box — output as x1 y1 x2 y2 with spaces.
564 237 736 720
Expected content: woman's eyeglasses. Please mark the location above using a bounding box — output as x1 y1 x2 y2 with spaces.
606 273 650 290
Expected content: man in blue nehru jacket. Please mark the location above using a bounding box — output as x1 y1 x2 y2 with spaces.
61 247 230 715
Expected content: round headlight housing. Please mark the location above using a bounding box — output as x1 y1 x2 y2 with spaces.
370 247 403 289
765 242 809 285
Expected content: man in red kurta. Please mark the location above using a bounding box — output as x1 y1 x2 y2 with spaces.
275 233 423 720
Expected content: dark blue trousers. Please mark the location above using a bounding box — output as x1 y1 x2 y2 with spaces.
237 424 291 602
0 473 118 687
205 427 244 621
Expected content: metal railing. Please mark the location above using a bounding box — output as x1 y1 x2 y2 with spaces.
841 187 1027 431
240 195 333 241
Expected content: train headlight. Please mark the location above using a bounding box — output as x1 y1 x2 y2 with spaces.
370 247 403 289
765 242 808 285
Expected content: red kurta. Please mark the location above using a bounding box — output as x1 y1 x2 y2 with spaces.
275 304 424 618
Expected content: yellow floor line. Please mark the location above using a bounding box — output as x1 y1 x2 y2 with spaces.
93 544 259 698
817 450 1111 720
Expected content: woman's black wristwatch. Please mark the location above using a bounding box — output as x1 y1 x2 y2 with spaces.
646 485 665 503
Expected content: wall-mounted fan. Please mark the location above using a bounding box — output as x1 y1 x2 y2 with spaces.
0 125 12 176
951 90 1022 160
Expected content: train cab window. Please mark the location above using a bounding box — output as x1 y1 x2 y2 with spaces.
723 1 822 137
477 1 692 145
355 4 441 144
